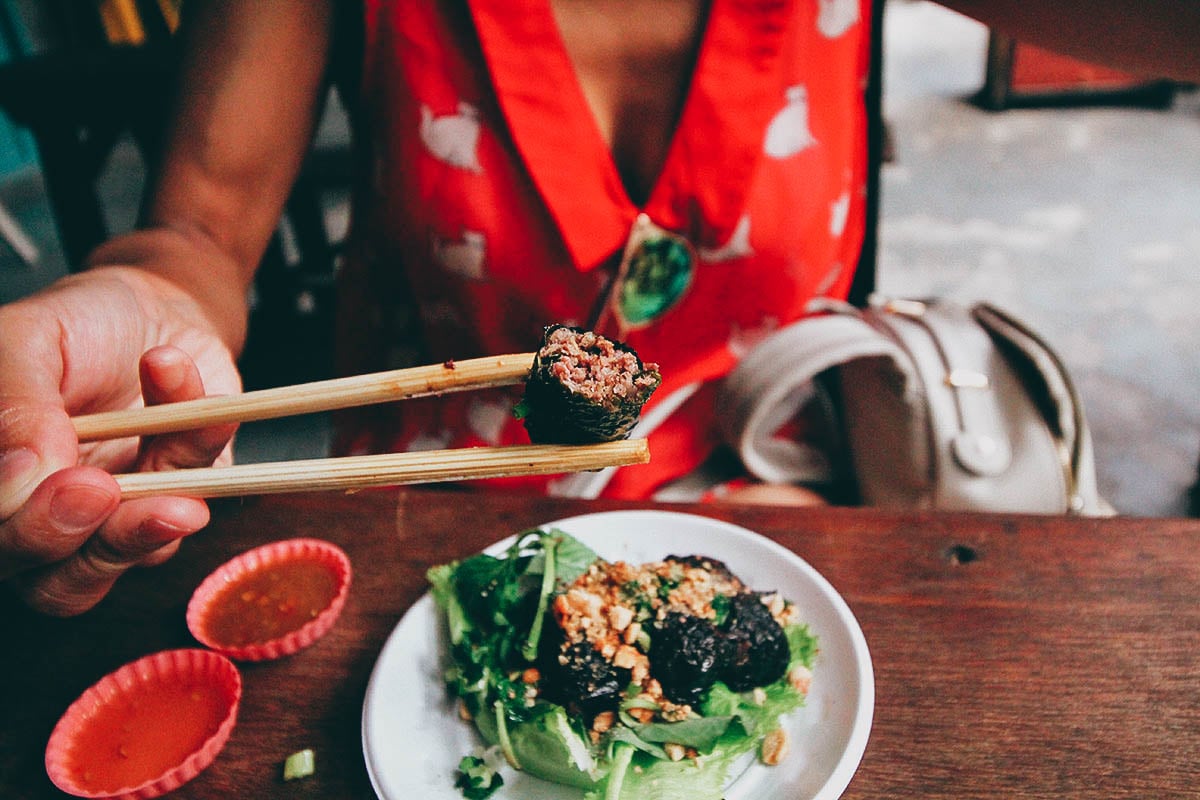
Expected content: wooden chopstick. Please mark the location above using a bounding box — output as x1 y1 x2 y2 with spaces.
112 440 650 499
72 353 535 442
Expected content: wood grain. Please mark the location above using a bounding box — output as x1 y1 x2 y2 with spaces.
2 492 1198 799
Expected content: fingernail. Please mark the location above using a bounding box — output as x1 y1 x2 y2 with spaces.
139 517 197 543
0 448 41 509
49 485 117 531
156 355 189 394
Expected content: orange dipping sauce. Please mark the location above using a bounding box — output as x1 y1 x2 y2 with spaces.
70 680 229 793
203 559 339 647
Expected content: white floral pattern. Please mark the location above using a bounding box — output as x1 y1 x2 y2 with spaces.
467 397 513 445
830 191 851 237
433 230 487 279
764 85 817 159
420 101 483 172
817 0 860 38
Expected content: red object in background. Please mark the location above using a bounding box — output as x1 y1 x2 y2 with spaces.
979 32 1177 110
1013 44 1154 90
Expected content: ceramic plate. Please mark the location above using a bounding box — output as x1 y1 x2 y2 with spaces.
362 509 873 799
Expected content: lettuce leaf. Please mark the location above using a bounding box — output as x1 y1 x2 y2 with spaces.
633 716 736 754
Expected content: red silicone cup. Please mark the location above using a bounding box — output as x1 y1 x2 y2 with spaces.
44 649 241 800
186 537 352 661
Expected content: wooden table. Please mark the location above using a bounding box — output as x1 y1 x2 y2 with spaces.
3 489 1199 799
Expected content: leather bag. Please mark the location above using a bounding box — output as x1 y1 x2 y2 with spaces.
718 296 1111 515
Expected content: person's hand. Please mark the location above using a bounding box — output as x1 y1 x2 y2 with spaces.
713 482 829 507
0 266 242 616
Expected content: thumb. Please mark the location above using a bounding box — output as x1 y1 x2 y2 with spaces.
0 333 79 519
0 408 76 519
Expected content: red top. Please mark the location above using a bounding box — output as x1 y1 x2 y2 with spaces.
336 0 873 498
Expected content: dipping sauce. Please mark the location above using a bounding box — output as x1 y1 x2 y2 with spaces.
187 539 351 661
45 650 241 799
68 679 231 794
203 559 339 646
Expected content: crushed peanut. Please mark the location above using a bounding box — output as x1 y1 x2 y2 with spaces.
760 728 790 766
788 665 813 695
592 710 615 734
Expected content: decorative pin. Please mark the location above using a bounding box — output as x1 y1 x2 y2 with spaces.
595 213 695 335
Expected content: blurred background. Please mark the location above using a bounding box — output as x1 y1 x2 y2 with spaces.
0 0 1196 516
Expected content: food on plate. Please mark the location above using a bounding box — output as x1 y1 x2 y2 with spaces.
428 529 818 799
282 748 316 781
515 325 662 444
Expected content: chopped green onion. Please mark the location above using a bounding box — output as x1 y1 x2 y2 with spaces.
454 755 504 799
604 742 636 800
282 748 315 781
494 700 522 770
521 534 557 662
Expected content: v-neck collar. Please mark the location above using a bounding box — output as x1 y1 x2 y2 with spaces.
469 0 795 272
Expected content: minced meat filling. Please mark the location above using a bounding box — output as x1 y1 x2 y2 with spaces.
535 555 800 739
540 327 660 410
519 324 661 444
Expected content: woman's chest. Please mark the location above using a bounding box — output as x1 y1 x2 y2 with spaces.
549 0 710 204
369 0 870 279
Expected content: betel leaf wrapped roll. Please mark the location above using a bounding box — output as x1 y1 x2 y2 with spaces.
517 325 662 444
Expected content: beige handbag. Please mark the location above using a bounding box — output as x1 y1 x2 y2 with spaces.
718 296 1111 515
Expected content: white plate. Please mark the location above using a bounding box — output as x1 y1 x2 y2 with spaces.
362 509 874 800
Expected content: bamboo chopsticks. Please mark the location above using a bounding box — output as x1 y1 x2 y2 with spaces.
113 440 650 499
72 353 536 442
71 352 653 498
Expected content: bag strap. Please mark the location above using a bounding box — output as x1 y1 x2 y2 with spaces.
717 302 910 484
971 302 1107 514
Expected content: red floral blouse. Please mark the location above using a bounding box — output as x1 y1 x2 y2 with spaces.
336 0 873 499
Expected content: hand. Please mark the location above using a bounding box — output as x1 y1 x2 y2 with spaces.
713 482 829 507
0 267 242 615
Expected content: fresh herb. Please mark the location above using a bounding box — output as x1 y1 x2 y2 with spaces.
710 593 732 627
656 576 680 601
454 755 503 799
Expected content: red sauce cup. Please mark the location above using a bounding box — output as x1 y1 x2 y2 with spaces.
186 537 352 661
44 649 241 800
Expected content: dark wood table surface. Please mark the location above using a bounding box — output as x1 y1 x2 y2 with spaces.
3 489 1199 799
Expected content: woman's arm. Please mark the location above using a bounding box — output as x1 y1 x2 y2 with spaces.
0 0 336 616
939 0 1200 83
89 0 336 352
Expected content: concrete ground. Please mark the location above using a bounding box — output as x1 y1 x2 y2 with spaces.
877 2 1200 516
0 1 1196 515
